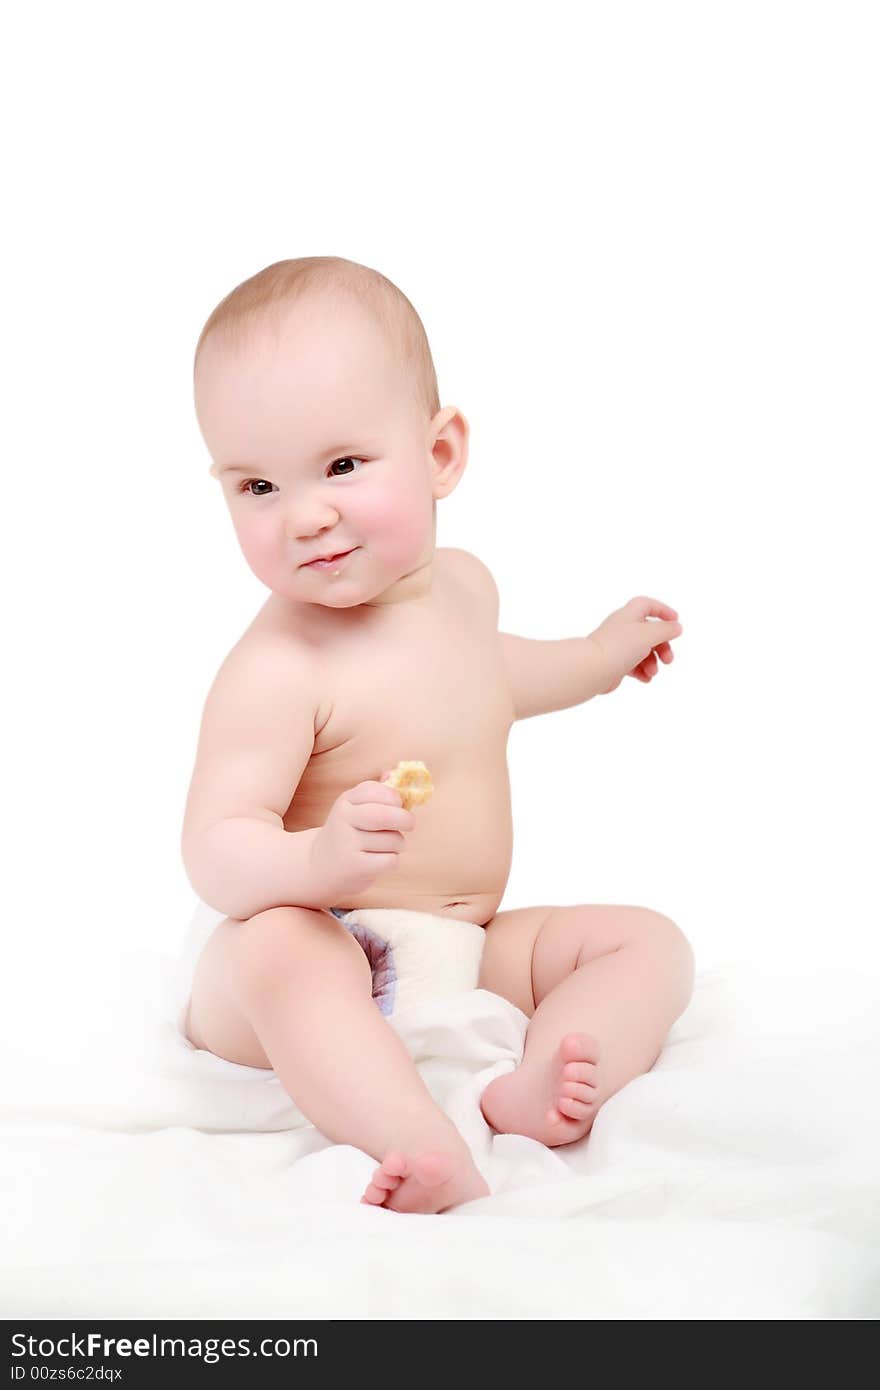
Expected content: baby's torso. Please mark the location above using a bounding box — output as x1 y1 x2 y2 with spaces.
254 551 515 927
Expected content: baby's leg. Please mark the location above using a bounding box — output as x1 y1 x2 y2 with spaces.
479 904 695 1146
186 907 488 1213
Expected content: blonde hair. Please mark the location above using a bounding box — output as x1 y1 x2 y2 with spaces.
193 255 441 420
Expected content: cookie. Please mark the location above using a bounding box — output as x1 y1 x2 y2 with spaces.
384 760 434 811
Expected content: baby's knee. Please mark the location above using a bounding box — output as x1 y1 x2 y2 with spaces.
650 914 696 1000
230 905 370 1000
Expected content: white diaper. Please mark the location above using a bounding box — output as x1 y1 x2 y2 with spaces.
172 900 486 1043
328 906 486 1018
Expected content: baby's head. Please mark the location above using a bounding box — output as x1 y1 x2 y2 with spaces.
193 256 468 609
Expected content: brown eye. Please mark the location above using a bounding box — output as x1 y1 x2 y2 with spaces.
328 456 363 477
242 479 275 496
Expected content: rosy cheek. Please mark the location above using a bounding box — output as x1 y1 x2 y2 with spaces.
356 492 425 562
234 516 277 578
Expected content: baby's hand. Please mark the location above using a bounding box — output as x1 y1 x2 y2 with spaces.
588 596 683 695
308 779 416 902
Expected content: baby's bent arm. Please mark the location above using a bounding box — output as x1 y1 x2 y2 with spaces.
180 637 329 921
182 815 327 920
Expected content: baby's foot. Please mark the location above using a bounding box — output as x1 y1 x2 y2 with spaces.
479 1032 601 1147
360 1149 489 1214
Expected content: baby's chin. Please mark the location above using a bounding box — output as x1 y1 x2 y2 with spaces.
274 577 385 609
265 558 426 608
308 592 366 608
273 589 359 608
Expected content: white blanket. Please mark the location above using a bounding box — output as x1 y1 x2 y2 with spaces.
2 935 878 1319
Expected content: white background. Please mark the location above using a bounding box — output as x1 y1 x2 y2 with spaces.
3 0 878 1051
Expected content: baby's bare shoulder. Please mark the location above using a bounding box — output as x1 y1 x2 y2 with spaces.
205 619 320 723
442 548 500 620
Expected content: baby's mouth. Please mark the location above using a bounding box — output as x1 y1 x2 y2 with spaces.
301 547 359 569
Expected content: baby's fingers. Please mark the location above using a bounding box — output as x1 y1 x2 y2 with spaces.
349 779 404 807
643 618 682 651
352 802 415 832
627 596 679 622
635 652 658 680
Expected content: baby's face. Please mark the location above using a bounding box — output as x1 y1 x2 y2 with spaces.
195 297 450 609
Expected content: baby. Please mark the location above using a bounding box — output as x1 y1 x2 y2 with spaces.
181 255 695 1214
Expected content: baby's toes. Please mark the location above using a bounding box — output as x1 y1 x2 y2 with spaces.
555 1095 593 1120
380 1151 410 1179
560 1032 601 1065
555 1079 599 1121
560 1080 597 1105
361 1181 391 1205
370 1165 403 1193
360 1154 407 1205
562 1060 598 1085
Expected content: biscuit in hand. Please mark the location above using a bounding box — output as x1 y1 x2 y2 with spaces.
384 760 434 811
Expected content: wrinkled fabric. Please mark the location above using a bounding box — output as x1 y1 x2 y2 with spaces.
1 941 878 1319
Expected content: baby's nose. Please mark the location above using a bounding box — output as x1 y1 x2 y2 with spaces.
287 520 338 541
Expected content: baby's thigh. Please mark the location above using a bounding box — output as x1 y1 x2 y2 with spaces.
477 904 556 1017
185 905 356 1068
185 915 271 1067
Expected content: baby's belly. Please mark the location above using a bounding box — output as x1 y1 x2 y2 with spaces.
289 756 514 928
